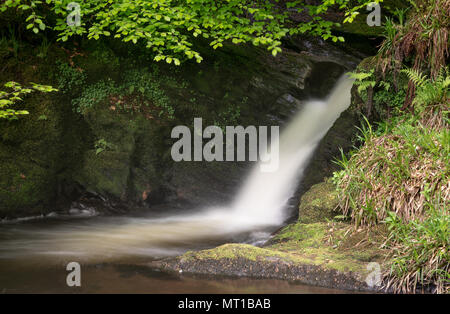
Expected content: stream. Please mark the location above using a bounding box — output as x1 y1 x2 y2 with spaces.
0 213 347 293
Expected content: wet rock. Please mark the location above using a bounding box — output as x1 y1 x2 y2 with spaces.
154 242 378 292
155 218 387 292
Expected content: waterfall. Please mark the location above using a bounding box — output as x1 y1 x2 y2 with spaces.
0 75 354 261
230 74 355 226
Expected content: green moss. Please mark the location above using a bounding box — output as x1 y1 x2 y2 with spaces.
357 56 378 72
297 181 339 223
272 223 326 245
75 150 130 199
0 95 87 217
183 243 291 262
0 42 90 218
0 148 50 215
179 221 385 277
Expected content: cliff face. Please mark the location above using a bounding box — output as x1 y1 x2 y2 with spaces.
0 37 361 219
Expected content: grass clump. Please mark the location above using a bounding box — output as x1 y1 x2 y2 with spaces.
384 207 449 293
333 116 449 227
70 68 175 119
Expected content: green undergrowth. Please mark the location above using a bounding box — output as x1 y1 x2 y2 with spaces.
332 57 449 292
333 114 449 226
332 112 449 293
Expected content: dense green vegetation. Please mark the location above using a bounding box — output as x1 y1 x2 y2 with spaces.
0 0 376 63
0 0 379 119
332 0 449 293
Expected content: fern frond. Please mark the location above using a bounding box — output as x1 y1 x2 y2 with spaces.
348 70 374 81
442 77 450 89
402 68 428 87
357 81 376 94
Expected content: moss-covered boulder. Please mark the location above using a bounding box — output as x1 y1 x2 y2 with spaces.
154 222 386 291
72 100 170 205
297 181 339 223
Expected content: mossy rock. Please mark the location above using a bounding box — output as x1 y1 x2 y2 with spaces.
0 90 88 218
356 56 377 72
297 181 339 224
0 149 51 217
156 222 386 291
267 222 385 274
74 104 168 204
74 150 130 200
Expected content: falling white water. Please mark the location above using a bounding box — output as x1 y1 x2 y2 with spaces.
0 75 354 261
231 74 355 226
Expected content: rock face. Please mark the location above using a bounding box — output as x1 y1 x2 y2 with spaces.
0 37 361 218
0 91 89 218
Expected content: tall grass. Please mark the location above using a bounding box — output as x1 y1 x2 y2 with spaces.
36 37 51 59
384 206 449 293
333 115 449 224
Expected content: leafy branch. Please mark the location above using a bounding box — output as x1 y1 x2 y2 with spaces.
0 81 57 120
1 0 380 64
